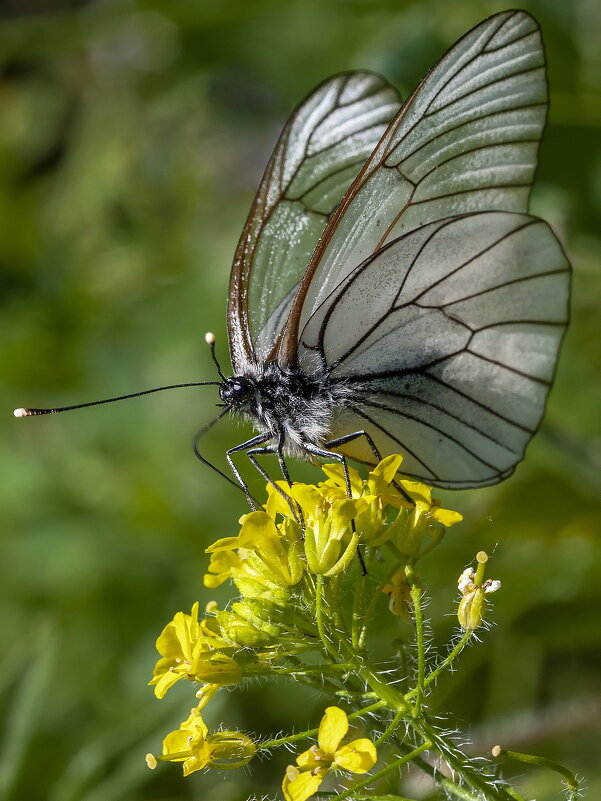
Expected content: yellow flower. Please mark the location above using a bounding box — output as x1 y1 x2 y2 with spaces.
387 479 462 558
149 603 203 698
320 455 404 546
238 511 304 587
149 603 238 698
294 486 367 575
206 511 304 593
146 707 255 777
282 706 377 801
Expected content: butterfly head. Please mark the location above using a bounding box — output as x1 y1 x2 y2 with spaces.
219 376 255 408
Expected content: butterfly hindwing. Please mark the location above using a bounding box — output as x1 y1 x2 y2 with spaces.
301 212 569 487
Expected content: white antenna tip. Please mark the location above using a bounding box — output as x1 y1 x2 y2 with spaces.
14 408 28 418
204 331 215 346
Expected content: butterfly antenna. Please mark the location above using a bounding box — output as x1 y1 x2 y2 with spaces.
205 331 227 381
13 381 221 418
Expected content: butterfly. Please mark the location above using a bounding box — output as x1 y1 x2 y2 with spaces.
16 11 570 507
208 9 570 503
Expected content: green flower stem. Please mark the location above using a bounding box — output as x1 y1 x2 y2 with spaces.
411 720 519 801
328 575 353 642
404 563 424 714
315 575 342 662
499 787 529 801
408 752 489 801
334 690 380 701
331 740 432 801
260 725 320 750
347 700 387 721
375 709 406 747
342 795 419 801
283 654 347 697
355 658 409 713
405 629 472 699
358 560 405 651
492 745 579 793
351 571 367 649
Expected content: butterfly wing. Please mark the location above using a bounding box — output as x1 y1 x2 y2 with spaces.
279 10 551 363
227 72 401 373
283 10 570 487
300 212 570 487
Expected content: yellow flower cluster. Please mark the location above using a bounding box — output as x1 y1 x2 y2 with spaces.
146 455 463 780
204 454 462 589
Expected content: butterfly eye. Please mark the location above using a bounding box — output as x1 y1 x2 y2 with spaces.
219 378 254 406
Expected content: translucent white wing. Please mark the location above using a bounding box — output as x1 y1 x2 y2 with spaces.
299 212 570 487
227 72 401 372
279 10 548 363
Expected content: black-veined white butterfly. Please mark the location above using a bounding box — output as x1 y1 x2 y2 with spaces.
16 10 570 506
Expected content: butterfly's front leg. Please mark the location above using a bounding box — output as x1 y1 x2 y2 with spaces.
245 438 301 523
226 433 272 510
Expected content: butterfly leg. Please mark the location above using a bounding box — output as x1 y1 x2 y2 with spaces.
324 429 383 464
300 443 353 499
226 433 272 510
193 413 261 505
324 429 414 505
245 441 302 523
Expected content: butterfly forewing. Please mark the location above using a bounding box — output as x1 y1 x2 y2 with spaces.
279 10 548 362
227 72 401 372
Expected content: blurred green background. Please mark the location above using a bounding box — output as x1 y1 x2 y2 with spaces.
1 0 600 799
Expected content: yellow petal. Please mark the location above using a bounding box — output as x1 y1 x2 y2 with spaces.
182 750 212 776
162 728 192 757
330 498 367 533
264 481 296 517
320 462 363 494
290 485 325 520
369 453 403 490
238 511 279 547
155 621 181 659
151 666 185 699
282 768 324 801
178 707 209 737
401 480 432 505
318 706 348 755
335 738 377 773
206 535 242 553
432 507 463 527
296 746 322 770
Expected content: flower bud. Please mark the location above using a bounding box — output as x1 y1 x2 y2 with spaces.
190 653 242 686
457 552 500 630
207 731 256 769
